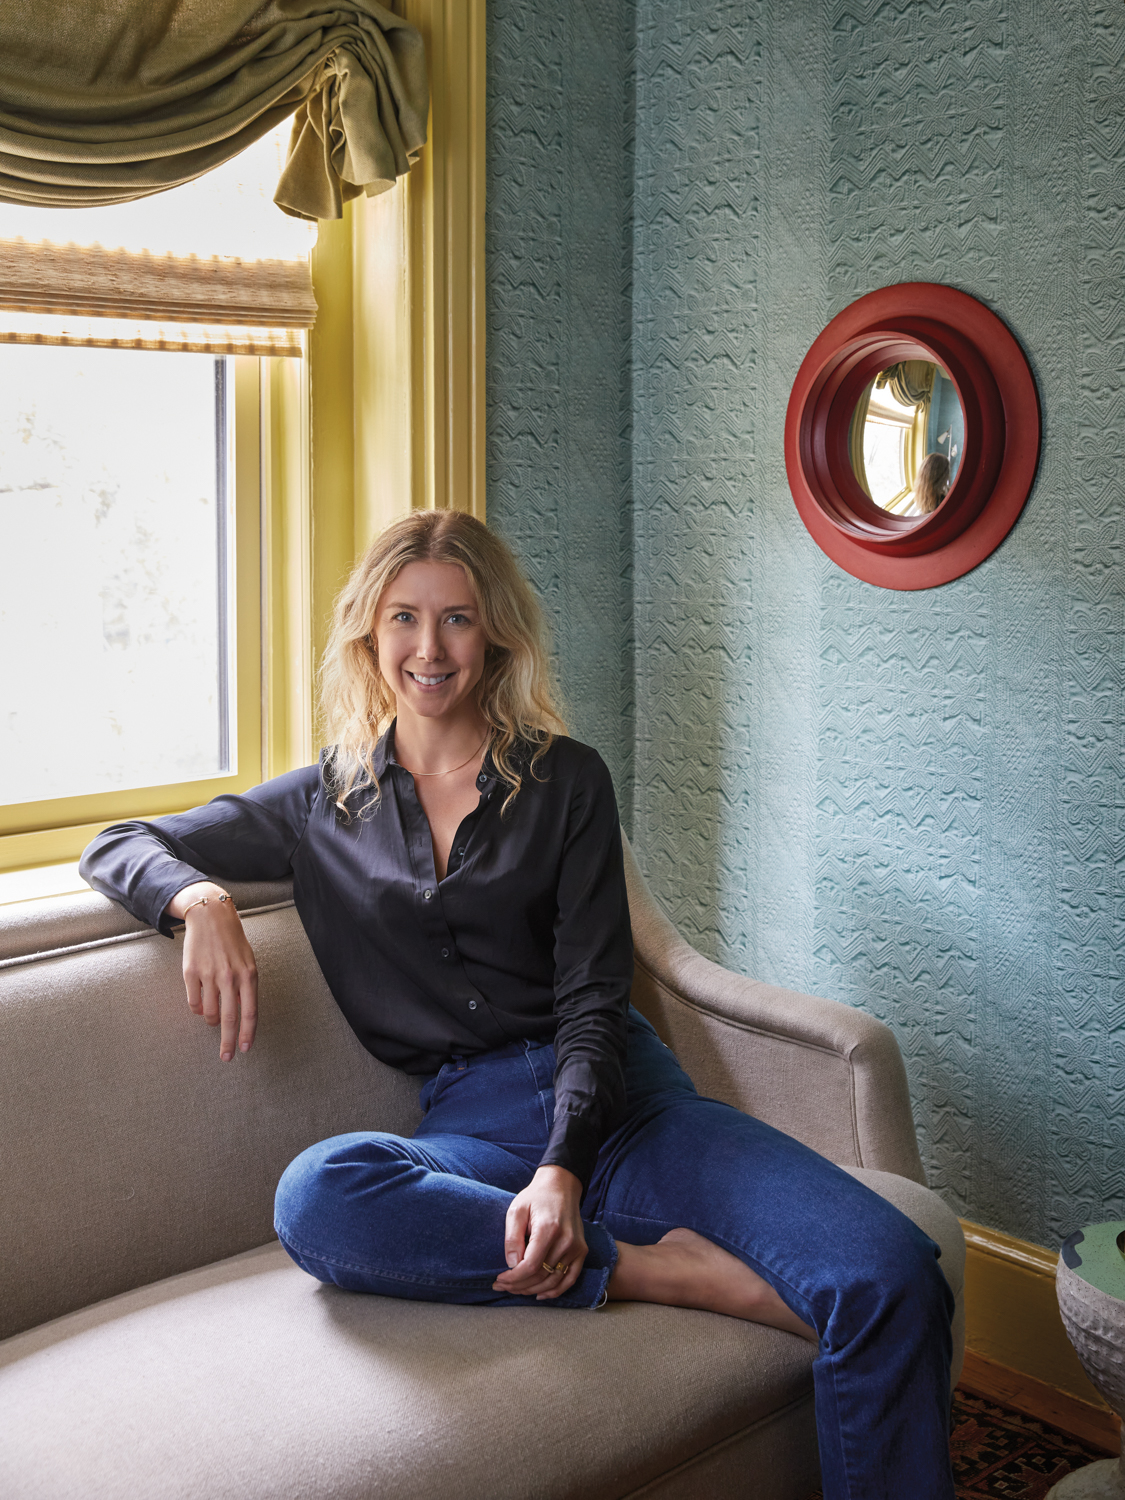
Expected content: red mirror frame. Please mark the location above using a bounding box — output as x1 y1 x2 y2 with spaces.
784 283 1040 590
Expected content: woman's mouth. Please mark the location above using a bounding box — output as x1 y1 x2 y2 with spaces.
407 671 454 686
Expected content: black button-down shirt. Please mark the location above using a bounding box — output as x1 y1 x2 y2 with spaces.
79 730 634 1188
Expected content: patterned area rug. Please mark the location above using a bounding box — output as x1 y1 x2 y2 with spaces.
808 1389 1112 1498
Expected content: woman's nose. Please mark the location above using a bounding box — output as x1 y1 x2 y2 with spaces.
418 626 443 660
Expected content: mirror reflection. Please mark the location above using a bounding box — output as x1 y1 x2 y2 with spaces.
849 361 964 515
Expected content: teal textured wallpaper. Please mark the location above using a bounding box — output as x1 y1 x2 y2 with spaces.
487 0 1125 1248
485 0 635 819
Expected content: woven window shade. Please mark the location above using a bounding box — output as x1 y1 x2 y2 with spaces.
0 237 316 357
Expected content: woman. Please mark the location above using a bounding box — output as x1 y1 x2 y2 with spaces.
909 451 951 515
80 510 955 1499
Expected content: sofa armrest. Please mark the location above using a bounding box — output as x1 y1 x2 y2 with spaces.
0 878 295 965
623 836 926 1185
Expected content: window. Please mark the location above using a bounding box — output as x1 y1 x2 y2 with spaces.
0 350 265 867
0 0 487 879
0 126 305 874
1 348 234 805
862 383 916 509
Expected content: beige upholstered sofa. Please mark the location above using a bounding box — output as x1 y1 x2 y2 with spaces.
0 839 964 1499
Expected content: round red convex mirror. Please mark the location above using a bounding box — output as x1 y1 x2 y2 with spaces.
784 283 1040 589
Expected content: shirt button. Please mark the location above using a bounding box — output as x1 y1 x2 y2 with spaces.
468 1000 477 1010
456 847 465 856
423 889 433 900
477 774 487 786
441 948 449 958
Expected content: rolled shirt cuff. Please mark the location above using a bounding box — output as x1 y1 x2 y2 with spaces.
538 1110 603 1194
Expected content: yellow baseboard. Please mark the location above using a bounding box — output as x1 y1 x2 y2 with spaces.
960 1218 1121 1453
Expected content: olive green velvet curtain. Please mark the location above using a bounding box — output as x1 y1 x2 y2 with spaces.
875 361 934 410
0 0 428 222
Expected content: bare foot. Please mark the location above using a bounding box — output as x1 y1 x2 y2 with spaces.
608 1228 818 1343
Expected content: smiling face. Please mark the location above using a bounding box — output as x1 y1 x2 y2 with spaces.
372 560 488 731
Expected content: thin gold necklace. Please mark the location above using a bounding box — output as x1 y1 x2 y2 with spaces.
399 733 489 778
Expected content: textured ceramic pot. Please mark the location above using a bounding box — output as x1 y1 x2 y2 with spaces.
1047 1221 1125 1499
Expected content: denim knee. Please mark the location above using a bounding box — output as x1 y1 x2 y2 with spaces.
273 1132 402 1252
275 1136 335 1249
866 1217 953 1329
819 1210 951 1351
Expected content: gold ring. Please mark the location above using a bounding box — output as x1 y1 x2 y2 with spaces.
542 1260 569 1276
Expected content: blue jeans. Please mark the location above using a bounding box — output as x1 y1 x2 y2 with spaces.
275 1009 955 1499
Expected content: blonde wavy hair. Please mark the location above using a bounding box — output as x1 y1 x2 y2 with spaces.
320 510 566 812
911 452 951 515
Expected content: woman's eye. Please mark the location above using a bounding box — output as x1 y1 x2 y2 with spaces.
446 613 471 626
393 611 413 623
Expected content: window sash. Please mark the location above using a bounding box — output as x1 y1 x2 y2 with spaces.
0 357 264 865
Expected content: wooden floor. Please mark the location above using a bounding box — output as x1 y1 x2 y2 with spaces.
958 1350 1120 1456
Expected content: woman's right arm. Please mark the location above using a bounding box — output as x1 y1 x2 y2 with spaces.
79 766 320 1061
166 881 260 1062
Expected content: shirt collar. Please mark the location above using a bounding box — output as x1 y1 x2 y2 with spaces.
478 744 499 789
368 722 396 779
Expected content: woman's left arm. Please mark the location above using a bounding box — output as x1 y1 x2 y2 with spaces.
492 747 633 1301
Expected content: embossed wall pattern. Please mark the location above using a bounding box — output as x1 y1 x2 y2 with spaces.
812 0 1005 1225
488 0 1125 1245
628 0 1125 1246
807 0 1125 1246
632 0 762 959
1053 2 1125 1246
485 0 635 818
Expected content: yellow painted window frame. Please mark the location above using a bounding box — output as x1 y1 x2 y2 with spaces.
0 0 486 871
286 0 486 762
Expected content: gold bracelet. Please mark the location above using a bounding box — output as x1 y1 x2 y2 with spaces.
181 890 232 919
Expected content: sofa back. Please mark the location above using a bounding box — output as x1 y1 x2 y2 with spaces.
2 845 924 1344
0 884 421 1341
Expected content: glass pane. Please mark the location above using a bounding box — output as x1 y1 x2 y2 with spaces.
0 346 232 806
863 417 908 506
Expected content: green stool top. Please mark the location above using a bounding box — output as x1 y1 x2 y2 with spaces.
1061 1220 1125 1302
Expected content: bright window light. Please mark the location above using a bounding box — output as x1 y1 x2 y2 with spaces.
0 344 232 804
863 419 909 507
0 121 315 263
863 384 916 508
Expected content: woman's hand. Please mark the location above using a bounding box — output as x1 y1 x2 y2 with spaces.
166 883 258 1062
492 1165 587 1301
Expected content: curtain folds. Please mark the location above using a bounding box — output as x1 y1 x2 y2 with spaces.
0 0 428 222
876 361 934 409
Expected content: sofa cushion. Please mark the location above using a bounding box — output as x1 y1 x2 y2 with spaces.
0 1170 964 1500
0 903 421 1341
0 1241 820 1500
